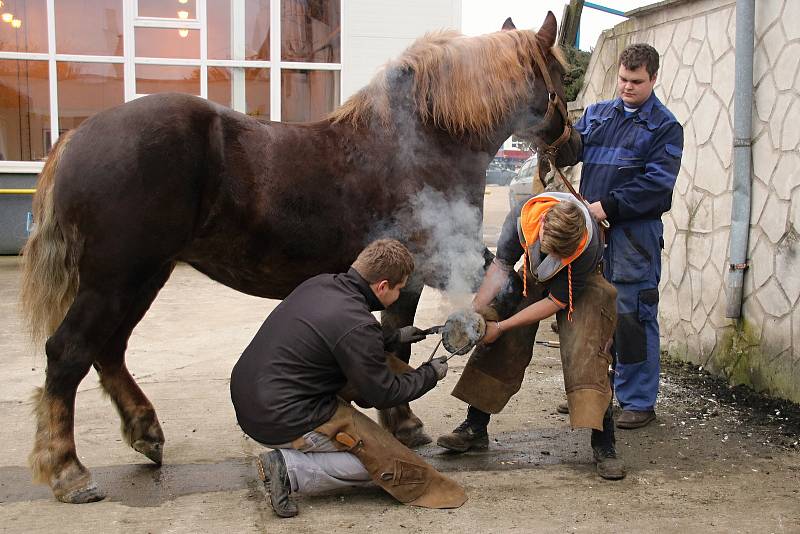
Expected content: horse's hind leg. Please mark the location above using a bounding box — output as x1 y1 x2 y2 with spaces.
94 264 175 465
30 266 171 503
30 285 138 503
380 286 432 447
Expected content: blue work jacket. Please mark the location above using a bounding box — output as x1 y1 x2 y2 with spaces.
575 93 683 222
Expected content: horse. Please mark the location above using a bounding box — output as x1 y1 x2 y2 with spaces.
20 11 580 503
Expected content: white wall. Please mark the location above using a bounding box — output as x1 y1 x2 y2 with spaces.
341 0 462 100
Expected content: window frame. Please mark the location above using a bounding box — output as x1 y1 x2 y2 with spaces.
0 0 343 172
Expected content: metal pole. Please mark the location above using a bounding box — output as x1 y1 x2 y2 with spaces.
725 0 755 318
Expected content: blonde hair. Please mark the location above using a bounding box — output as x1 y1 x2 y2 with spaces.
352 239 414 287
540 202 584 258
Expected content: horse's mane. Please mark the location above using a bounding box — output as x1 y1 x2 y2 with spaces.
330 29 566 140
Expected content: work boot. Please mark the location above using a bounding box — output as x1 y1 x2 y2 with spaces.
593 446 626 480
616 409 656 429
257 451 298 518
556 401 569 414
437 420 489 453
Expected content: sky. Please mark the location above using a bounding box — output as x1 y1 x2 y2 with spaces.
461 0 656 50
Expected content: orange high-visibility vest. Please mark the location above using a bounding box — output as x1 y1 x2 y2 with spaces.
516 192 593 320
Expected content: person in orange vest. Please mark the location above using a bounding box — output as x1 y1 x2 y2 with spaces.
438 192 625 480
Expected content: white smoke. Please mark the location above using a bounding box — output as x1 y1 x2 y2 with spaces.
408 185 485 307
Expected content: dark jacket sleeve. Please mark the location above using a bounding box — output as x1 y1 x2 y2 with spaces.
496 201 525 267
600 120 684 221
333 322 438 409
383 330 400 353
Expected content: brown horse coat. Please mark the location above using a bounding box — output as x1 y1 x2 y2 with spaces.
20 12 580 503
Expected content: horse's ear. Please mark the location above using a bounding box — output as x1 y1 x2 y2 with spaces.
537 11 557 49
501 17 516 31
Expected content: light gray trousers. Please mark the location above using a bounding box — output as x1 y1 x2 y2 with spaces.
268 431 372 494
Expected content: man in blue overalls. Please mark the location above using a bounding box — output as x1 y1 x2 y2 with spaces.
576 43 683 429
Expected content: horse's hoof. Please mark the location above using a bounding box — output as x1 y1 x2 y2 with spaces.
57 482 106 504
133 439 163 465
395 428 433 448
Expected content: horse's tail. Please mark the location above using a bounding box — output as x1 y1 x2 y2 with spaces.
20 129 79 342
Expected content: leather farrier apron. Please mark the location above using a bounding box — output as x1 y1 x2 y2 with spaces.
332 355 466 508
451 266 617 431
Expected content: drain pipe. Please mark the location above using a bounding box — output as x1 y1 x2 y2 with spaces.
725 0 755 318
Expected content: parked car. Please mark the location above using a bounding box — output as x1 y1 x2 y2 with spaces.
485 158 517 185
508 153 540 210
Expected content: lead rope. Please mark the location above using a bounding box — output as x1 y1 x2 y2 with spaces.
567 263 574 322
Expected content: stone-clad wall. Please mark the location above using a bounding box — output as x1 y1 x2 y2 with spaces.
571 0 800 402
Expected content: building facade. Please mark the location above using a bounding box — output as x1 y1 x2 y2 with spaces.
0 0 461 252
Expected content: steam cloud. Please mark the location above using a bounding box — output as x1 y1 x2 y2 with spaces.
367 184 488 319
408 186 485 300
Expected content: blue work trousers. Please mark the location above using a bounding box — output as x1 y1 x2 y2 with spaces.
602 219 663 412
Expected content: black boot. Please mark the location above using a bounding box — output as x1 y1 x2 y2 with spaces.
437 406 490 453
257 451 298 518
591 405 626 480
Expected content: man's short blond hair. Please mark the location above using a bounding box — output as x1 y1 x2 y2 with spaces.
352 239 414 287
541 202 585 258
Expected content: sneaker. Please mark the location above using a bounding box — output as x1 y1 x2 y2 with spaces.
593 446 626 480
616 409 656 429
436 420 489 452
256 451 298 518
556 401 569 414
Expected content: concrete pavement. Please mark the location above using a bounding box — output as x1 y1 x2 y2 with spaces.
1 186 798 533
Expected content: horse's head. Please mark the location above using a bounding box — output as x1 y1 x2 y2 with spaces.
505 13 582 168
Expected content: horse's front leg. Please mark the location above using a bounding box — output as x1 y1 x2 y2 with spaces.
379 284 432 448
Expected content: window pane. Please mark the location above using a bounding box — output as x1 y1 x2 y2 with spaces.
136 65 199 96
57 62 124 131
281 69 339 123
245 68 270 120
136 27 199 59
208 0 270 61
206 68 231 107
138 0 196 19
0 0 48 54
281 0 340 63
55 0 123 56
0 60 50 161
246 0 271 60
207 67 269 120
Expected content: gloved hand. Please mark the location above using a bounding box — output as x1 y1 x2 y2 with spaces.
396 326 428 344
428 356 448 380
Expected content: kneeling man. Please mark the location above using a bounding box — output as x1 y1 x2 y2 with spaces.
230 239 464 517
